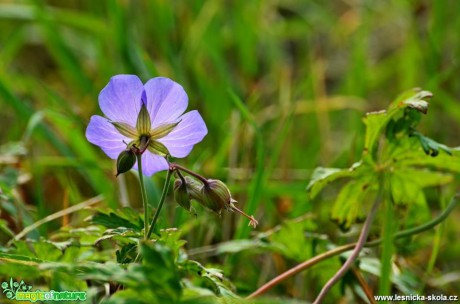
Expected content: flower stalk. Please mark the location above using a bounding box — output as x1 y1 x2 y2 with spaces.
247 193 459 299
169 163 209 185
146 168 173 240
228 203 258 228
136 154 149 240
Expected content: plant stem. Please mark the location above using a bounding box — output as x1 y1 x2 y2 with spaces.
169 163 208 185
247 193 459 299
229 203 258 228
351 267 377 304
379 192 395 295
313 195 381 303
134 168 173 263
247 243 356 299
136 154 149 240
146 168 173 240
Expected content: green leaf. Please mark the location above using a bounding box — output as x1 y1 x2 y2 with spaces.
116 243 138 264
213 239 271 255
331 177 376 230
364 89 433 155
95 227 142 246
395 168 453 189
86 208 144 231
33 241 63 261
389 172 425 206
398 149 460 174
269 218 317 261
0 252 43 265
140 242 182 303
306 166 356 199
411 131 454 156
358 257 421 295
363 109 392 154
398 90 432 114
0 219 14 238
158 229 187 262
104 289 157 304
179 260 236 298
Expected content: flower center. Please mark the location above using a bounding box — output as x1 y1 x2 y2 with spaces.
110 103 180 157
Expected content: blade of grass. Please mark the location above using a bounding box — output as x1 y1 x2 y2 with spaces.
229 89 264 239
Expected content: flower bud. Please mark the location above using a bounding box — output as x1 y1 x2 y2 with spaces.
199 179 231 215
173 178 191 211
116 149 136 177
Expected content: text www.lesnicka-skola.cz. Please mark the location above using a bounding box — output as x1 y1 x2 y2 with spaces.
374 294 458 302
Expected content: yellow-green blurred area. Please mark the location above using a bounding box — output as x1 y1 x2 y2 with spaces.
0 0 459 302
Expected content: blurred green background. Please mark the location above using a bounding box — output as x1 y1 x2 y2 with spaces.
1 0 459 301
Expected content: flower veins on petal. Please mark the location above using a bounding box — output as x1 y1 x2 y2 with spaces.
85 75 208 176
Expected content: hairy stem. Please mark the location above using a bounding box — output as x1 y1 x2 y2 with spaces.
146 168 173 239
170 163 208 185
313 195 381 303
136 154 149 240
247 193 459 299
135 168 173 263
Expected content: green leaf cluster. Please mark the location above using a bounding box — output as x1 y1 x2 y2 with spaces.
0 208 243 303
307 89 459 229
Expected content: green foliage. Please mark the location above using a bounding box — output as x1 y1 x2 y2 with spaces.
1 1 460 303
88 208 144 231
0 210 235 303
308 89 459 229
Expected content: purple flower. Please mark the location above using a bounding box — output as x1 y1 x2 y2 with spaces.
86 75 208 176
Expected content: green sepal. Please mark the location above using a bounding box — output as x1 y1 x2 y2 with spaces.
184 176 203 201
111 121 138 138
136 103 151 135
150 121 181 140
173 178 191 212
148 140 170 156
199 179 231 215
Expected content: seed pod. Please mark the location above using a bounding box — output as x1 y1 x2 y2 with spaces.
184 176 203 201
200 179 231 215
116 149 136 177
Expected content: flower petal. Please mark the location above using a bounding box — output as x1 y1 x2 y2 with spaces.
138 151 169 176
86 115 129 159
144 77 188 128
99 75 144 125
158 110 208 158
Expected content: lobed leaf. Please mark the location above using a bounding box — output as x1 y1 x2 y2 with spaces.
364 89 433 155
86 208 144 231
331 177 376 230
306 166 357 199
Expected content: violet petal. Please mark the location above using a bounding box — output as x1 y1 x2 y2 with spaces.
99 75 144 125
143 77 188 128
158 110 208 158
86 115 129 159
138 151 170 176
